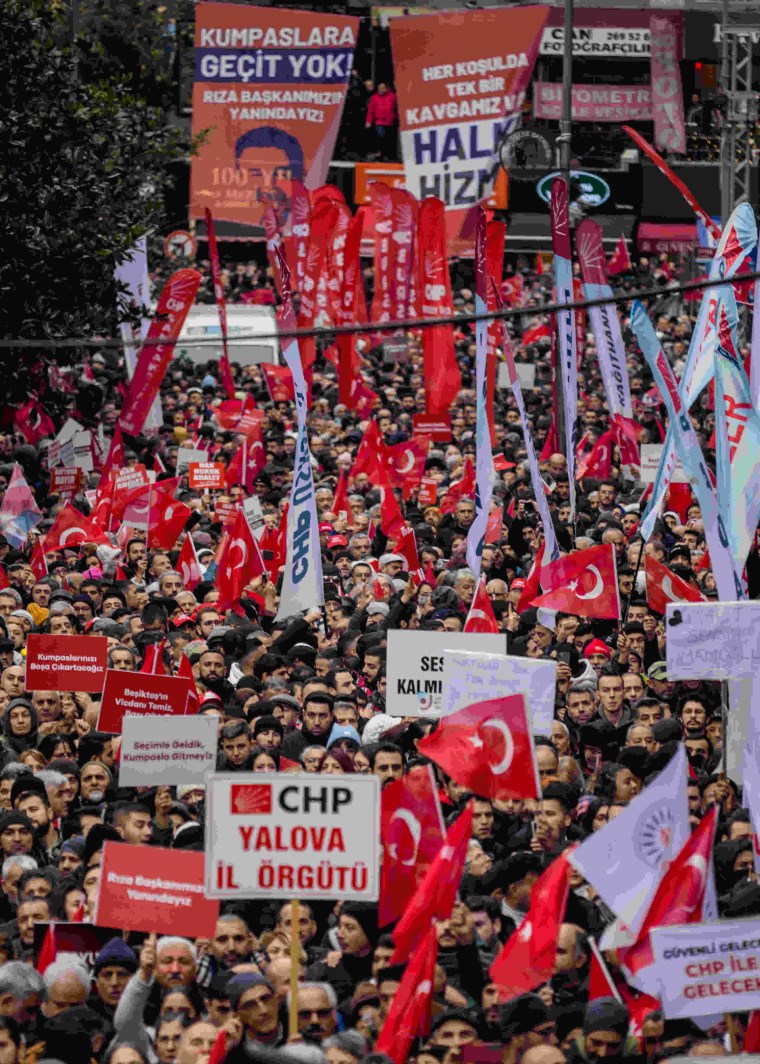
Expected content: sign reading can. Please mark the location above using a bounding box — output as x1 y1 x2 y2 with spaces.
205 773 380 900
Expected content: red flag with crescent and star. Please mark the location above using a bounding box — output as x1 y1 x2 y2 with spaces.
375 926 439 1064
216 508 264 615
417 694 539 803
379 764 446 928
385 435 431 500
532 543 620 619
464 577 499 634
42 503 110 552
645 555 706 614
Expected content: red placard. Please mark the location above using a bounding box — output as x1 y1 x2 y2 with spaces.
97 670 193 734
50 467 83 497
188 462 225 491
26 634 108 693
413 414 451 443
113 465 149 495
417 478 439 508
95 842 219 938
214 501 239 528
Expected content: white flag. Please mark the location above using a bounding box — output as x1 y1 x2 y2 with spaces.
570 745 689 937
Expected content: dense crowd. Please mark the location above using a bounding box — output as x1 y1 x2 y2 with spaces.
0 242 754 1064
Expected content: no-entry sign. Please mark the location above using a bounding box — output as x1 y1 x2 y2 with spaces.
205 773 380 901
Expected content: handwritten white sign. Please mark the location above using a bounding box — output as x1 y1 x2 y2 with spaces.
442 649 556 735
665 602 760 680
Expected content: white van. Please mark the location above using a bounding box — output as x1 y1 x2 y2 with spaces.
174 304 280 367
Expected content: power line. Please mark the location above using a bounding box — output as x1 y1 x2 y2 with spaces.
1 267 756 350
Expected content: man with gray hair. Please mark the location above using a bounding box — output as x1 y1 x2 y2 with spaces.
0 961 45 1032
42 957 90 1017
289 982 338 1043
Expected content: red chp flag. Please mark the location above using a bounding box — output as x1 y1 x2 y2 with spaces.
619 806 718 989
380 764 446 927
205 208 235 399
29 537 48 580
393 524 421 578
378 464 406 541
489 848 574 1002
418 695 540 802
120 269 201 436
533 543 620 619
375 926 438 1064
216 508 264 613
464 577 499 634
299 199 339 370
337 212 364 407
370 182 394 328
645 555 705 614
261 364 295 403
391 802 474 962
390 187 418 322
43 504 110 552
419 198 460 416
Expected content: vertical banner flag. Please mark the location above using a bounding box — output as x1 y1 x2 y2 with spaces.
419 198 460 417
576 219 632 418
630 300 743 602
389 6 549 250
390 188 418 323
299 197 339 368
494 286 560 563
713 293 760 575
639 203 756 539
486 220 506 444
190 4 358 235
550 178 577 518
289 180 312 292
338 212 364 406
649 14 686 155
275 247 324 619
467 209 494 581
115 239 163 433
751 227 760 415
204 208 235 398
370 182 394 327
0 464 42 547
119 269 201 437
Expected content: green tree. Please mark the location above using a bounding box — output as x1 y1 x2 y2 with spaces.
0 0 189 401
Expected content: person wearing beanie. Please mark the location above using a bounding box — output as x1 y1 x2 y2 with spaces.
0 810 35 858
223 972 282 1055
92 938 138 1019
498 992 556 1062
566 997 636 1064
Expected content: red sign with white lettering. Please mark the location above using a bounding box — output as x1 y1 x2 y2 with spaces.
26 634 108 693
97 670 192 734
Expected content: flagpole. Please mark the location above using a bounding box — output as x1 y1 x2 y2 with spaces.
288 898 300 1040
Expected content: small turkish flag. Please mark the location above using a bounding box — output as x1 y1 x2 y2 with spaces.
607 233 632 276
177 535 203 591
216 508 264 613
385 436 431 501
42 503 110 552
464 577 499 633
440 457 475 515
393 524 421 578
178 654 200 715
522 321 551 346
417 694 539 802
645 556 705 614
375 927 438 1064
29 537 48 580
490 848 573 1002
533 543 620 619
380 764 446 927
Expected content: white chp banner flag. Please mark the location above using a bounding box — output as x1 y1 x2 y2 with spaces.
467 209 494 581
570 745 689 939
115 238 163 434
276 247 324 620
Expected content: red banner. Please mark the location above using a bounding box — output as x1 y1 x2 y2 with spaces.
97 670 193 734
299 198 339 368
26 634 108 693
390 189 417 323
389 6 549 252
190 4 358 235
325 200 352 325
649 14 686 155
338 212 364 406
189 462 225 490
370 182 394 326
205 208 235 398
50 467 83 498
119 269 201 436
486 220 506 442
419 198 459 416
289 180 311 292
95 842 218 938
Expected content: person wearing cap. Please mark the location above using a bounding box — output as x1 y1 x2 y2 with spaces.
498 993 558 1064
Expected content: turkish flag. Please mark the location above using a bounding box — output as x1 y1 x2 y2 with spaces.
645 556 705 614
29 537 48 581
351 421 387 481
619 807 718 986
417 695 539 802
15 401 55 445
178 653 200 715
225 438 265 494
380 764 446 927
101 425 125 480
141 639 167 675
516 543 545 613
616 982 660 1040
464 578 499 634
588 939 621 1002
607 234 632 276
485 508 503 545
746 1011 760 1053
147 485 193 551
385 436 431 501
332 469 353 528
612 414 641 469
349 378 380 419
43 503 110 552
576 431 613 481
36 924 57 975
216 508 264 613
440 457 475 515
489 848 573 1002
392 803 473 962
533 543 620 619
261 363 295 403
177 535 203 591
375 926 438 1064
393 524 421 578
259 503 288 582
206 1031 227 1064
378 465 406 541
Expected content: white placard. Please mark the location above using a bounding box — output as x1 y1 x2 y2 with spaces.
57 417 86 445
651 920 760 1018
386 630 506 717
498 362 536 391
443 649 557 736
665 602 760 680
243 495 266 541
205 773 380 900
640 444 688 485
118 716 218 786
176 446 209 474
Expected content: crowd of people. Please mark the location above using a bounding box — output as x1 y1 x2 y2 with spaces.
0 237 754 1064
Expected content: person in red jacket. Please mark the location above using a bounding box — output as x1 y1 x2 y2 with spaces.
366 82 399 161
